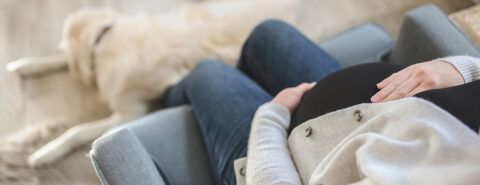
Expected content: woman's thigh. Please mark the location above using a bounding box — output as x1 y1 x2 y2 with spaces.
162 60 272 185
238 20 342 96
291 62 480 133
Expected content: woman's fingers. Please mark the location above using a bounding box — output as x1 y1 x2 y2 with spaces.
377 66 415 89
371 70 412 102
405 82 430 97
376 72 397 89
380 76 421 102
272 82 317 112
295 82 316 94
371 83 396 102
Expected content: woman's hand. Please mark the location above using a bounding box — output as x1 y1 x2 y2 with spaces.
272 82 316 112
371 60 464 103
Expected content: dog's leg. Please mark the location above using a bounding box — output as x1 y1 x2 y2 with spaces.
7 52 68 76
27 110 144 168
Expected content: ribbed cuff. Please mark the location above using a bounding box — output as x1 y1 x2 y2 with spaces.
438 56 480 83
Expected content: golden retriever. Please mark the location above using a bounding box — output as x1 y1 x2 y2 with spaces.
6 0 298 168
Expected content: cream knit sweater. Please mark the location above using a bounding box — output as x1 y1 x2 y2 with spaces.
233 56 480 185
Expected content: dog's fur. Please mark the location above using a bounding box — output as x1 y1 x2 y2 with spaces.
6 0 298 168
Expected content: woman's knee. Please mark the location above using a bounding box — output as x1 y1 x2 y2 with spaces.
239 20 296 67
193 59 225 73
194 59 231 72
187 60 236 85
249 19 292 41
255 19 287 30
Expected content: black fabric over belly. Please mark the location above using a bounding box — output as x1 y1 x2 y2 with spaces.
291 63 480 134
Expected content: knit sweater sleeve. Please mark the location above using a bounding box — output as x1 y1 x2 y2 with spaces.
246 103 302 185
437 56 480 83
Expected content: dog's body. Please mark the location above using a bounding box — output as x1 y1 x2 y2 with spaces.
7 0 298 167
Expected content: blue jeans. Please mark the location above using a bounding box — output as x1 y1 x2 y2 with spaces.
161 20 341 185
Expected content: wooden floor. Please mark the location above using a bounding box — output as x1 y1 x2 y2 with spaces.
0 0 473 184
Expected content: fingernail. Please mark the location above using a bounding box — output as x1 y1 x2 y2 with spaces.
371 95 378 102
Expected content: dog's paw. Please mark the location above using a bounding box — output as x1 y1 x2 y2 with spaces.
27 140 66 168
6 61 25 73
27 149 57 168
6 54 68 76
6 59 38 76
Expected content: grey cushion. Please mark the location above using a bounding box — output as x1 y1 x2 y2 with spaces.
91 129 166 185
389 4 480 66
319 23 394 67
92 106 215 185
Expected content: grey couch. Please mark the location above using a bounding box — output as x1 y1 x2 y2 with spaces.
90 4 480 185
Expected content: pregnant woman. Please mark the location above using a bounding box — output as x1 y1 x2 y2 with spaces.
160 20 480 185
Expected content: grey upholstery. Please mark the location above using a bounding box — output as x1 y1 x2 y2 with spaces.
91 129 166 185
390 4 480 66
90 4 478 185
91 106 214 185
319 23 394 67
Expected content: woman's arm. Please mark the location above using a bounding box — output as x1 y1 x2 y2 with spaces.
371 56 480 103
246 83 315 185
247 103 301 185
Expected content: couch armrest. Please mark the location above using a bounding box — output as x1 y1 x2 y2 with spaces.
125 105 215 185
91 105 215 185
389 4 480 66
319 23 394 67
91 129 166 185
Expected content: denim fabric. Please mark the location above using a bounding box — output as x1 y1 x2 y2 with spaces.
161 20 341 185
238 20 342 95
163 60 272 185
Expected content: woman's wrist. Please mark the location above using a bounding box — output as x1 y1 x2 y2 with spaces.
438 56 480 83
